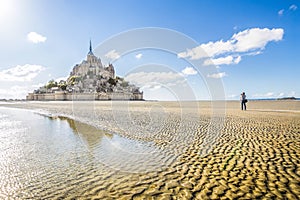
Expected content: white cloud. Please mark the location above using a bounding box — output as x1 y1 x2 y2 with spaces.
135 53 142 59
32 83 44 88
204 55 241 66
278 9 284 16
252 92 298 98
265 92 274 97
232 28 284 52
207 72 227 79
27 32 47 43
0 85 31 99
210 56 234 65
252 92 275 98
125 71 196 101
246 51 262 56
200 40 234 58
125 71 183 87
0 64 45 82
227 94 238 99
278 92 285 97
55 76 68 82
234 56 242 64
141 84 162 91
278 5 297 17
178 28 284 66
181 67 197 75
289 91 296 96
125 71 188 93
178 40 233 60
289 4 297 11
105 50 120 60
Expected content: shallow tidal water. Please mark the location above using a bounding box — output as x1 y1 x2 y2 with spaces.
0 107 169 199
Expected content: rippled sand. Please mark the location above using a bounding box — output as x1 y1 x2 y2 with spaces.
1 100 300 199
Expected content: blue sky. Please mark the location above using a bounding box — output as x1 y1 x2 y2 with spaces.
0 0 299 100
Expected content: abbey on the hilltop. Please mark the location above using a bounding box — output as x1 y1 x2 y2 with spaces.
26 41 143 101
70 40 115 81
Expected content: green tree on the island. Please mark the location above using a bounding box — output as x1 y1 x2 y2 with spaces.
68 76 81 85
58 80 67 91
46 79 58 89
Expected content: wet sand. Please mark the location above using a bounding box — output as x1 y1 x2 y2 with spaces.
1 100 300 199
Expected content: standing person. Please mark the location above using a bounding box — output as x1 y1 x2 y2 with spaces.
240 92 247 110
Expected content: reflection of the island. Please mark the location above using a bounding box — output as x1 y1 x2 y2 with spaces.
50 116 113 148
44 114 172 173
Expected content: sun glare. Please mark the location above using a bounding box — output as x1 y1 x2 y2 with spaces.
0 0 14 22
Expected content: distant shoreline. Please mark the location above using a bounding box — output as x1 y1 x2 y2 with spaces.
0 98 299 102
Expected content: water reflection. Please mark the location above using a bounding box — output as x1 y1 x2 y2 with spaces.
47 115 113 149
50 115 172 173
37 112 173 174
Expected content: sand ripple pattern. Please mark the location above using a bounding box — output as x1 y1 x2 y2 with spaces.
0 101 299 199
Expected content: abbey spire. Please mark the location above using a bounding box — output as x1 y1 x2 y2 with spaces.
87 39 97 63
88 39 94 55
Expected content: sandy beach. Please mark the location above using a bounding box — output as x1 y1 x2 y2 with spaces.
1 100 300 199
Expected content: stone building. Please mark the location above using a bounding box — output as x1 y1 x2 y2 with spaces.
70 40 115 79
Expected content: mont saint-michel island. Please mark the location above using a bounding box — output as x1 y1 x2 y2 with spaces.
26 41 143 101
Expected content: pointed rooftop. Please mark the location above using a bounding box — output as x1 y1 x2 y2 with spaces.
88 39 94 55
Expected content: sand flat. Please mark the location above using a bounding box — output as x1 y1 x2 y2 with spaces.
0 100 299 199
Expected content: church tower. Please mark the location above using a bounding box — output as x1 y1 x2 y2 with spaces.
87 39 97 63
88 39 93 55
85 40 103 75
